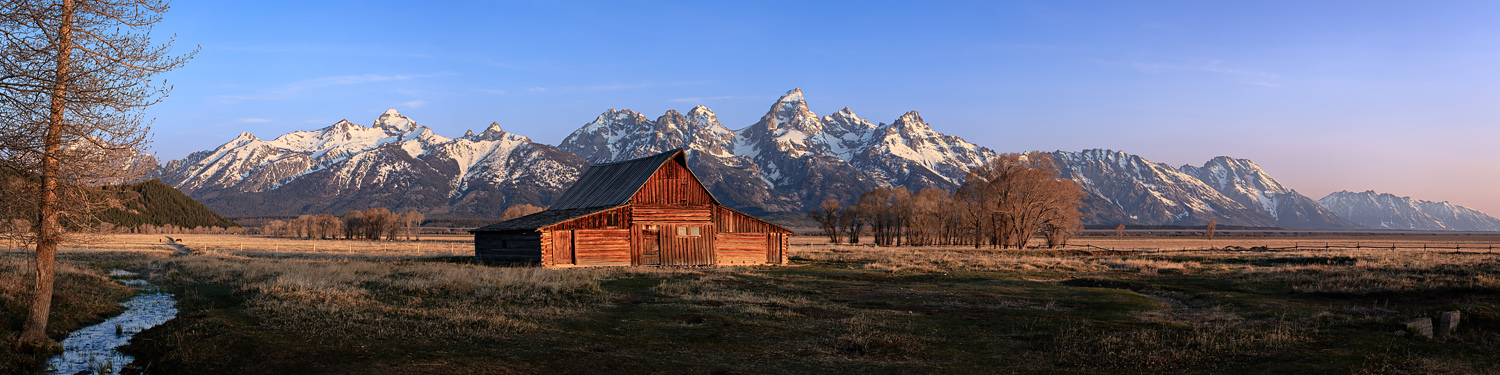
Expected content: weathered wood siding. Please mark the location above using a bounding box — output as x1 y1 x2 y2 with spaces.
631 161 714 206
714 206 789 233
661 223 714 266
634 206 713 223
715 233 768 265
489 154 790 268
474 231 542 264
546 207 631 231
631 224 663 266
574 229 631 266
769 233 788 264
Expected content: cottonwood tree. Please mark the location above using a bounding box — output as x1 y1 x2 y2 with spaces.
806 199 843 244
954 152 1083 248
400 210 423 240
342 210 363 239
499 204 544 221
0 0 193 348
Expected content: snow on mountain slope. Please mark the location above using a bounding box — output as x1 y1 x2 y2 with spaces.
1179 157 1361 229
1318 191 1500 231
1050 150 1279 227
557 88 996 211
157 110 584 217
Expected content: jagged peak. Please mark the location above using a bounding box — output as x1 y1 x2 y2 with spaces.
688 105 713 114
778 88 806 104
593 108 647 122
478 122 506 140
234 131 258 141
892 111 927 126
375 109 415 132
323 119 361 133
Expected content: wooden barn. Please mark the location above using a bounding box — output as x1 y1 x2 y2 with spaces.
471 149 791 267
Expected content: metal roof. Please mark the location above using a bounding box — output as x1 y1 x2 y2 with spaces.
470 207 613 232
548 149 707 210
473 149 722 232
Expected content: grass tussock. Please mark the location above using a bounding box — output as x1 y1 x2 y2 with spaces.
1231 253 1500 295
1040 316 1306 372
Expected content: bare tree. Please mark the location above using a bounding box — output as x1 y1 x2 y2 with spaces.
342 210 362 240
838 206 863 245
499 204 545 221
1116 224 1125 238
807 199 843 244
362 207 392 240
400 210 423 240
956 152 1084 249
1206 220 1217 240
0 0 194 347
313 213 340 240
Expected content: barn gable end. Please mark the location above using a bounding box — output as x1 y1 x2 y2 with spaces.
472 149 789 267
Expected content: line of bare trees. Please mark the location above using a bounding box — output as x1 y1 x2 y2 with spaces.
262 207 424 241
809 152 1085 249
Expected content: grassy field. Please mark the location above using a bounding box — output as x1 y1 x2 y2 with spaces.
4 233 1499 374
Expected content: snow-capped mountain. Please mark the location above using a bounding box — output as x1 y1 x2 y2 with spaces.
1179 157 1360 229
1050 150 1279 227
557 88 996 213
1045 150 1365 229
155 90 1493 230
1317 191 1500 231
157 109 583 216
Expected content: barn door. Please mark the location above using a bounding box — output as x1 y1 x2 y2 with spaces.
641 226 661 266
554 230 574 265
663 224 713 266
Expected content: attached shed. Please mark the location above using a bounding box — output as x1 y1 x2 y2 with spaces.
471 149 791 267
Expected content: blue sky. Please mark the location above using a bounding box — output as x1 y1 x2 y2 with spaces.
147 1 1500 215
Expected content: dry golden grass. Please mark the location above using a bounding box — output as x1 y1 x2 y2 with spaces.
147 253 604 341
792 235 1500 295
0 233 475 261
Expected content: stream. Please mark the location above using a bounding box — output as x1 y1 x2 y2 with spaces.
46 270 177 375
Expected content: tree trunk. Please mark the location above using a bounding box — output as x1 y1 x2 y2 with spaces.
19 0 73 347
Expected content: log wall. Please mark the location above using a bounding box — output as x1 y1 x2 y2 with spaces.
474 231 542 265
715 232 768 265
574 229 631 266
634 206 713 223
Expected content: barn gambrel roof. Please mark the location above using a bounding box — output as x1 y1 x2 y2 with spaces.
472 149 721 232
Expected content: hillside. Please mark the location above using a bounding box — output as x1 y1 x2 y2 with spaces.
97 179 240 229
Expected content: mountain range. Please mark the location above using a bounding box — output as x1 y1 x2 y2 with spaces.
1318 191 1500 231
153 89 1499 231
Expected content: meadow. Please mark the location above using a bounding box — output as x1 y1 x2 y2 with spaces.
3 233 1499 374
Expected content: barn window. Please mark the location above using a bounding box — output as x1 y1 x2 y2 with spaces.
604 212 619 227
677 226 702 237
